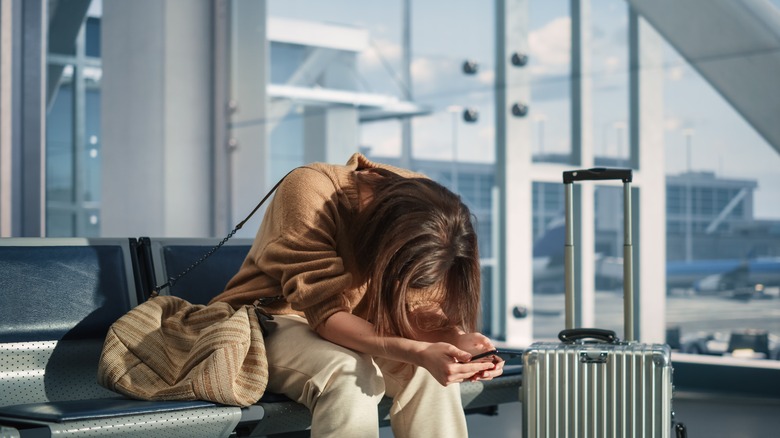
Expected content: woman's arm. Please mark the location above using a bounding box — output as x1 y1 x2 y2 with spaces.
316 311 496 386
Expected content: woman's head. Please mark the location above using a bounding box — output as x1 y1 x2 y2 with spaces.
353 168 481 339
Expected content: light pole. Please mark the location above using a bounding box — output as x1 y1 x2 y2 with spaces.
532 113 547 159
683 128 694 262
446 105 462 193
614 121 627 167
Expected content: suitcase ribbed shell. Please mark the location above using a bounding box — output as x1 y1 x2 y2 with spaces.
523 342 673 438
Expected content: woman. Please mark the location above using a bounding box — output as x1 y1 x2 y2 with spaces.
210 153 503 437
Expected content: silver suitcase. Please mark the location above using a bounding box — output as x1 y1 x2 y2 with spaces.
523 168 677 438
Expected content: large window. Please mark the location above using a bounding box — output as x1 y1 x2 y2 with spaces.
46 11 102 237
529 0 571 164
34 1 780 360
662 38 780 360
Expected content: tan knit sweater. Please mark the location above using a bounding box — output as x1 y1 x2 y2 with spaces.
210 153 426 329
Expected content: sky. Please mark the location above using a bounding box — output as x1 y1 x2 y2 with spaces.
268 0 780 219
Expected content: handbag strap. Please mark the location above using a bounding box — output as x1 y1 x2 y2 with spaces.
150 168 297 298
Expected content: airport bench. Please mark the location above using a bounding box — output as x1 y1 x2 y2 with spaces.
140 237 524 435
0 237 522 437
0 238 243 437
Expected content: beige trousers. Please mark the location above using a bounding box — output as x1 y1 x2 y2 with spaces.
264 315 469 438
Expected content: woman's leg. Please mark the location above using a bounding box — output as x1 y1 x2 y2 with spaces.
264 315 386 438
375 358 468 438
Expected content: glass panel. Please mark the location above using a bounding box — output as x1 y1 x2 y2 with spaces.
591 1 630 167
532 182 565 341
662 40 780 361
269 43 308 85
85 16 101 58
45 210 75 237
46 80 75 206
267 0 403 170
481 265 494 333
530 0 571 164
45 2 102 237
270 1 404 96
82 208 101 237
593 185 625 336
85 88 101 205
410 0 495 163
269 104 305 182
360 119 401 158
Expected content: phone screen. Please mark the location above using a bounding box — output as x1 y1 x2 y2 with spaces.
469 348 523 362
469 349 498 362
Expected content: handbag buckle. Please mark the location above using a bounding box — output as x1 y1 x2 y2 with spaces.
253 297 283 335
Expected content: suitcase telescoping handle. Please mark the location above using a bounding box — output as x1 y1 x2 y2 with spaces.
563 168 635 342
563 167 632 184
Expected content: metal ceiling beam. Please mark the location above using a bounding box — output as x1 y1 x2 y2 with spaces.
627 0 780 156
266 47 338 134
706 188 748 234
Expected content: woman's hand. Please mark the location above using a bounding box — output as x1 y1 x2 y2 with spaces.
469 356 505 381
416 342 497 386
452 332 495 355
451 332 506 382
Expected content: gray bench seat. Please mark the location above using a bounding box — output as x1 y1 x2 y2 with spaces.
0 239 243 437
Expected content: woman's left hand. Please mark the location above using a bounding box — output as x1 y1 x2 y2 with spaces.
452 332 505 381
452 332 494 355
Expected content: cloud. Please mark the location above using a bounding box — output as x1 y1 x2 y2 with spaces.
529 17 571 76
477 69 495 85
359 40 467 96
358 38 402 71
664 117 682 131
667 66 685 82
411 57 438 84
412 114 454 160
360 120 400 157
604 56 621 74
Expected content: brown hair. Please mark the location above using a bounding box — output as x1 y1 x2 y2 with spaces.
352 168 481 339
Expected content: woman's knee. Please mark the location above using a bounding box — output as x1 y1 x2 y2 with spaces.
320 351 385 397
289 349 385 413
389 363 461 405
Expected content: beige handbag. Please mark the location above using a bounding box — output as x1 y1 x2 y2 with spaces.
98 295 267 407
98 172 293 406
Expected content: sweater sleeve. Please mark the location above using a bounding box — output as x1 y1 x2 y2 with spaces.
255 167 355 328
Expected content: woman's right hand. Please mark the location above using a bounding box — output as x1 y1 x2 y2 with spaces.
416 342 497 386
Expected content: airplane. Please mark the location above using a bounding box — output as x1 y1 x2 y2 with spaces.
684 258 780 297
532 221 780 297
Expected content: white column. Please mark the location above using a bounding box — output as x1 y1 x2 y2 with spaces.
101 0 212 237
0 0 16 236
229 0 269 238
630 11 666 343
496 0 533 345
212 0 231 236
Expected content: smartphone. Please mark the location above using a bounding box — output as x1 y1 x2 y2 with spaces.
469 348 523 362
